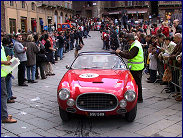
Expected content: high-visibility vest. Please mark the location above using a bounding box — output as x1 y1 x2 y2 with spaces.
1 46 8 77
127 40 144 71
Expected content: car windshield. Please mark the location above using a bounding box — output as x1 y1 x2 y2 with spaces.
71 54 127 69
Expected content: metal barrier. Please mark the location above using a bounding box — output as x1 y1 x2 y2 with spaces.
161 61 182 98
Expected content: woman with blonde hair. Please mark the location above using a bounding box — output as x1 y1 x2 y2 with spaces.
25 34 40 83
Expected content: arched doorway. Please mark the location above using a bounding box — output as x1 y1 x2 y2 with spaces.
60 12 63 23
54 10 58 30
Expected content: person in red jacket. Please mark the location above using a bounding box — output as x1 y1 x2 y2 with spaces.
151 24 159 35
161 22 169 37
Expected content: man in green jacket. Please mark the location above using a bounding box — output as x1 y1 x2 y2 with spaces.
1 43 17 123
116 33 144 103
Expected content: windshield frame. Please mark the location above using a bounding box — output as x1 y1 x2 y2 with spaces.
70 53 127 70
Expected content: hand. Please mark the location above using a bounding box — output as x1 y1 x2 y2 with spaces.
7 56 11 61
116 49 121 54
24 47 27 51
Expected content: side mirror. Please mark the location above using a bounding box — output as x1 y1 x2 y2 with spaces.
128 65 132 70
65 65 70 69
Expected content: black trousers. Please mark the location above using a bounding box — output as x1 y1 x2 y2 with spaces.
150 69 157 82
36 62 46 79
18 61 26 85
130 70 143 101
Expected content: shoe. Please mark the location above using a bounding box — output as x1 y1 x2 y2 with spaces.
41 77 47 80
160 82 168 85
19 83 28 86
28 80 32 83
146 77 150 81
31 80 38 83
137 99 143 103
175 95 182 101
146 80 154 83
7 99 15 103
10 96 17 100
165 90 171 93
2 116 17 123
24 78 28 81
46 74 50 76
50 73 55 76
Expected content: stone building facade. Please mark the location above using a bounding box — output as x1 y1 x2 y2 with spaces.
73 1 182 21
2 1 74 34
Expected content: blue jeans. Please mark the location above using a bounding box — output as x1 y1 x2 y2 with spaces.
27 65 36 81
5 74 13 100
58 47 64 60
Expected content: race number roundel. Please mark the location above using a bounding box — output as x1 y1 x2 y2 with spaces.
79 73 99 78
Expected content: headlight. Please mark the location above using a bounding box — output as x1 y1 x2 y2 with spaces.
119 99 127 108
124 90 136 102
58 88 70 100
67 98 75 106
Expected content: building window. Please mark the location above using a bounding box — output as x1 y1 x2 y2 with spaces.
31 2 35 11
9 18 16 34
21 17 27 33
139 1 145 6
128 1 133 6
22 1 25 8
10 1 14 6
111 1 116 7
65 2 67 8
69 4 72 9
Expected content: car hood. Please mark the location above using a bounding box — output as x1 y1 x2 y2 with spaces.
72 69 125 89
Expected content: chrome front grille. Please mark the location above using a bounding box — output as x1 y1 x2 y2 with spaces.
76 93 118 111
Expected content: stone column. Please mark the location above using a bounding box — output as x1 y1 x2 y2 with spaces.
1 1 6 32
92 1 101 18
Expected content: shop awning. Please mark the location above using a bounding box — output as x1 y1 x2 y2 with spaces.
127 8 148 14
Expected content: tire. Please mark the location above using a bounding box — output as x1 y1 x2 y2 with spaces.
125 104 137 122
59 107 70 121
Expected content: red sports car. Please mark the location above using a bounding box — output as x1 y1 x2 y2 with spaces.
57 52 138 122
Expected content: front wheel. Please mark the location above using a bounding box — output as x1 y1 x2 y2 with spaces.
125 104 137 122
59 107 70 121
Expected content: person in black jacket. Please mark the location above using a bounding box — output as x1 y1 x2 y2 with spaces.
34 34 47 80
74 28 84 57
110 30 119 51
70 30 75 50
57 32 65 60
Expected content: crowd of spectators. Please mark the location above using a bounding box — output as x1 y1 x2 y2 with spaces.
99 17 182 102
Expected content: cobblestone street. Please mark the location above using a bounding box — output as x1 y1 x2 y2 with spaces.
1 31 182 137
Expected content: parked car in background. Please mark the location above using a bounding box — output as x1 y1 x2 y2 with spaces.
57 23 72 32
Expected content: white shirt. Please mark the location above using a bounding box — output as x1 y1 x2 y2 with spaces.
149 53 157 70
